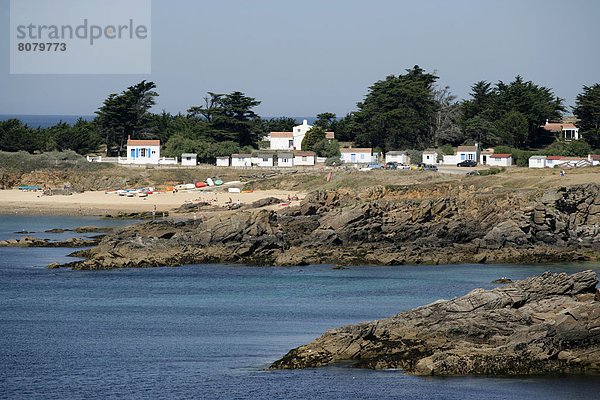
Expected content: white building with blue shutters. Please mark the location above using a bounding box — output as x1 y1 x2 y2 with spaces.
125 138 161 164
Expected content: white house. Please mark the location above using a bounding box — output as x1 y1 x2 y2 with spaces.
269 119 334 150
457 145 478 163
125 138 160 164
546 156 564 168
488 153 513 167
231 153 252 167
277 152 293 167
181 153 197 166
254 153 274 167
340 148 372 164
385 151 408 165
541 120 580 140
293 152 316 166
216 156 230 167
480 148 494 165
422 151 437 165
529 155 547 168
588 154 600 166
556 157 592 168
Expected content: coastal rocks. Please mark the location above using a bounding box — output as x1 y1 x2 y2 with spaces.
0 235 99 247
64 183 600 270
269 270 600 376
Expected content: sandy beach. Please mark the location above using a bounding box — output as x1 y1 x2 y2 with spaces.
0 189 305 216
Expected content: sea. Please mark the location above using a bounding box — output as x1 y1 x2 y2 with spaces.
1 214 599 399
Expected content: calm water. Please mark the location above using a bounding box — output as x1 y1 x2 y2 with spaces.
0 115 95 129
1 216 599 399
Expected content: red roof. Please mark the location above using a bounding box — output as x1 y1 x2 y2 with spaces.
127 139 160 146
541 123 577 133
326 132 335 139
547 156 564 160
423 151 437 154
270 132 293 138
490 153 511 158
294 152 315 156
589 155 600 161
340 148 372 153
457 146 477 152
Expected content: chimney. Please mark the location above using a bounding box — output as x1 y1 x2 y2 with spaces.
303 119 308 125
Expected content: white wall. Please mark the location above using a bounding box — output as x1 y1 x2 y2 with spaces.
231 157 251 167
216 157 230 167
270 136 295 150
385 153 407 164
256 156 274 167
126 145 160 164
422 153 437 165
488 157 512 167
294 155 315 166
529 158 546 168
181 155 197 166
278 156 293 167
341 152 371 164
442 155 458 165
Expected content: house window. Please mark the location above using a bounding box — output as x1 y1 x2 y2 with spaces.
140 148 146 157
131 149 135 158
263 158 268 162
468 153 473 160
297 129 301 132
152 151 156 154
302 156 307 161
360 154 365 159
289 140 294 147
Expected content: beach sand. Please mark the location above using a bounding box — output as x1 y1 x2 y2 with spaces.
0 189 304 216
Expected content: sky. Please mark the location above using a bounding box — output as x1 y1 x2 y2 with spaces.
1 0 599 117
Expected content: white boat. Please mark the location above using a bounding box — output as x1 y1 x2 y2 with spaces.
228 188 241 193
206 178 214 186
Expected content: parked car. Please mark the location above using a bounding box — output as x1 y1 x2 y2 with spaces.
385 162 398 169
397 163 411 170
457 160 477 167
368 164 384 169
421 164 438 171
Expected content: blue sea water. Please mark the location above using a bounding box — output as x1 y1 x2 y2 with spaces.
0 114 95 129
1 215 599 399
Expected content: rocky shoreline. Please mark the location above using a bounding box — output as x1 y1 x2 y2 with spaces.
268 270 600 375
57 183 600 270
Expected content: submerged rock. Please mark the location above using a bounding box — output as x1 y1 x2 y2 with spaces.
269 270 600 376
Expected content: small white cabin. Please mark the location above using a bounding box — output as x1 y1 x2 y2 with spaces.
385 151 408 165
216 156 230 167
181 153 197 166
529 155 547 168
293 152 316 166
231 154 252 167
488 154 512 167
340 148 372 164
422 151 437 165
277 153 293 167
254 153 274 167
125 138 160 164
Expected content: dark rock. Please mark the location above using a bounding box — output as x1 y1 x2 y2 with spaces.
491 277 512 284
269 271 600 376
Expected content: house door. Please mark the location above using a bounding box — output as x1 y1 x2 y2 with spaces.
351 154 356 163
482 155 487 165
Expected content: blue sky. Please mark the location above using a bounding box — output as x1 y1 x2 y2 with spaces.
1 0 599 117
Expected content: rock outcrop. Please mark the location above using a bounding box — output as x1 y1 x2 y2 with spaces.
63 183 600 270
269 270 600 375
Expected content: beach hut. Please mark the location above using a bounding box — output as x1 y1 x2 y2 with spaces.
181 153 197 166
528 155 547 168
216 156 230 167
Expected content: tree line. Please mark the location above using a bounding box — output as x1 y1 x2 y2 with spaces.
1 71 599 160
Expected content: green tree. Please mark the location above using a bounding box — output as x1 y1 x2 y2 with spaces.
95 80 158 154
494 111 528 148
312 138 340 158
314 112 336 130
352 65 439 151
0 119 37 152
188 91 262 146
462 76 564 148
573 84 600 148
263 117 297 133
301 126 327 151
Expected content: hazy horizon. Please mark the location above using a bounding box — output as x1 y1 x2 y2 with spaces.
1 0 599 117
